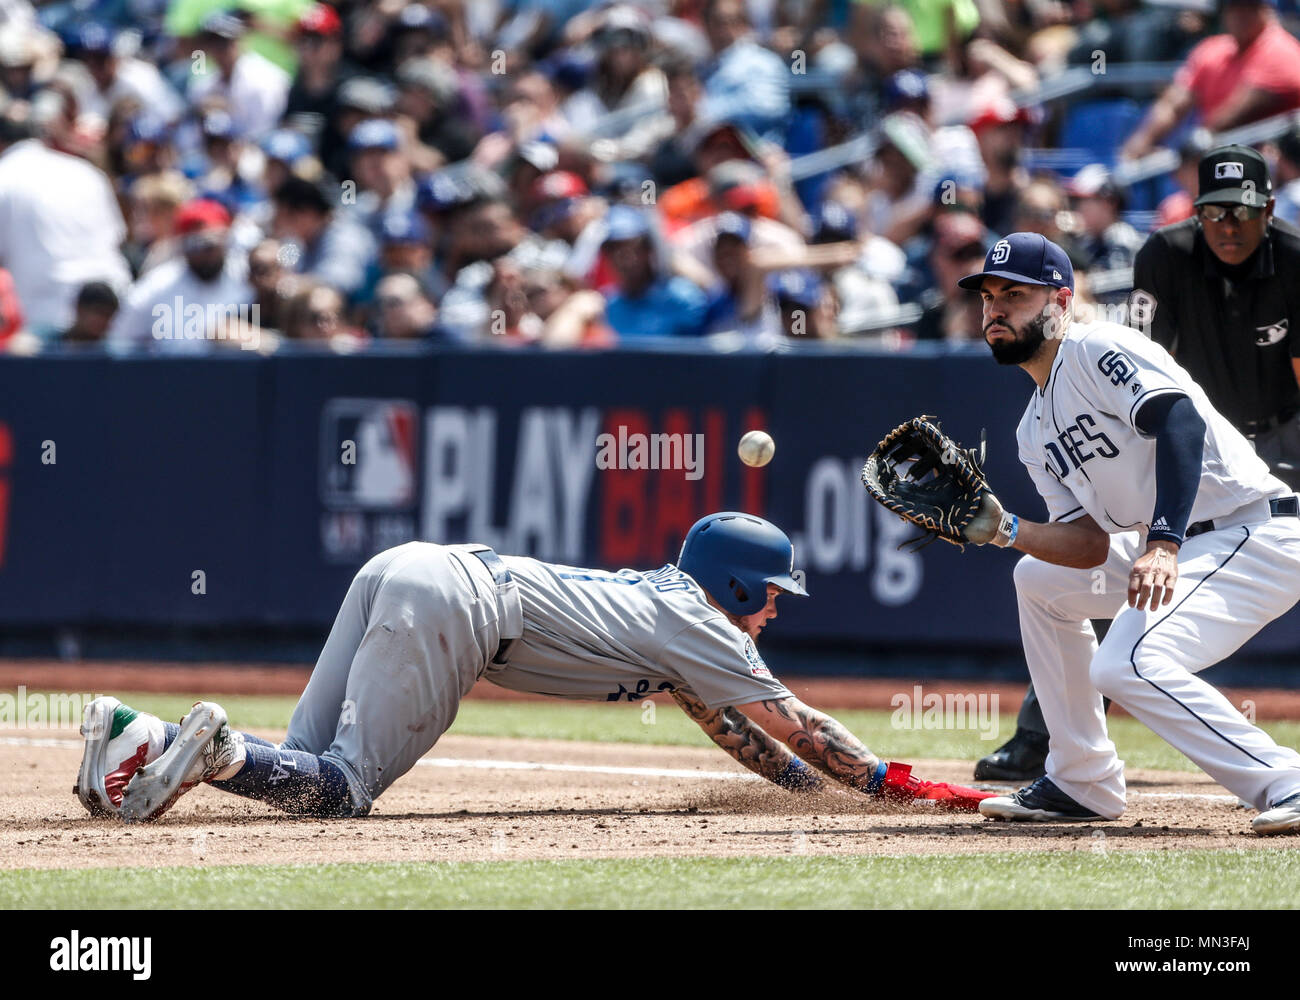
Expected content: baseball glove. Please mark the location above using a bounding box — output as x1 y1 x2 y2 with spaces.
861 415 1003 551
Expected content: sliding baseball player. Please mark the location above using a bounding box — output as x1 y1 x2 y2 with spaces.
75 512 994 822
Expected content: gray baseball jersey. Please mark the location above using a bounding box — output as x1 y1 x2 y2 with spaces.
486 557 792 710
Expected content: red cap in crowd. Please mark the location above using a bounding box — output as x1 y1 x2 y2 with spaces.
968 96 1032 133
531 171 588 203
296 3 342 37
175 199 232 234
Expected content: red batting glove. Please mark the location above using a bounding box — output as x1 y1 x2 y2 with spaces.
880 761 998 813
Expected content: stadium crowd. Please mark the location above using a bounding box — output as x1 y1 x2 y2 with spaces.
0 0 1298 352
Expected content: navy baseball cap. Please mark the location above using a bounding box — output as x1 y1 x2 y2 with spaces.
261 128 312 163
957 232 1074 292
769 269 822 308
714 211 751 244
380 211 431 245
348 118 400 152
70 22 115 54
602 204 652 244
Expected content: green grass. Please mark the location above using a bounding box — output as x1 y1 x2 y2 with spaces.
3 851 1299 908
19 689 1300 774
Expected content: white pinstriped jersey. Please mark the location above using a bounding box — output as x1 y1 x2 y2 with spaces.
1017 320 1287 532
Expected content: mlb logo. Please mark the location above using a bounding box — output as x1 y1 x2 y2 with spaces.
990 240 1011 265
1215 162 1244 180
321 399 419 509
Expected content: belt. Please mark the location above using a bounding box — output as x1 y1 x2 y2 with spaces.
469 547 516 665
1185 495 1300 539
1243 406 1299 438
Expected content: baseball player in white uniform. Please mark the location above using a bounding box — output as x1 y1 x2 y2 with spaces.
74 512 994 822
955 232 1300 833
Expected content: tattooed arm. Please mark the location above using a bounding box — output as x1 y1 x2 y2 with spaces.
670 688 824 792
734 696 885 793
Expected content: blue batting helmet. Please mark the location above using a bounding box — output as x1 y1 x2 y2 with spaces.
678 512 808 616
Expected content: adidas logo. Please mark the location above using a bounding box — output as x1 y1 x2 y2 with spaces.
1152 517 1170 532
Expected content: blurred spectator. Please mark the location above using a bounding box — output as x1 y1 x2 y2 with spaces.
188 12 290 142
849 3 921 121
437 196 568 340
395 56 478 169
1273 125 1300 227
259 128 319 197
0 102 130 337
898 208 991 340
283 279 364 349
1066 0 1204 67
600 204 707 339
770 269 837 340
372 210 445 303
863 111 935 245
1012 178 1088 269
881 0 980 66
372 272 438 340
346 118 416 237
272 175 377 299
1156 129 1215 229
1122 0 1300 161
968 96 1031 238
59 281 118 346
64 23 184 129
700 212 770 338
648 54 705 188
126 170 196 276
285 3 356 179
248 238 290 332
193 109 261 213
1065 163 1144 301
0 21 48 102
561 6 668 162
812 200 905 335
108 198 256 353
699 0 791 143
116 112 176 189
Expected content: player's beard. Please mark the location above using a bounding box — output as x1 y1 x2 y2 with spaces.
987 310 1051 366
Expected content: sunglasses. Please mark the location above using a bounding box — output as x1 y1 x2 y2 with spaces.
1198 204 1264 223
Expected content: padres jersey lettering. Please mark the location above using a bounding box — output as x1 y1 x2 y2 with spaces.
1017 320 1287 532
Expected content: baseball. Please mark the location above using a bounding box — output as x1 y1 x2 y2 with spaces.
738 430 775 467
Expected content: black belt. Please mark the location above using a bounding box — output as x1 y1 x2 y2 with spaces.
1242 406 1299 438
1185 495 1300 539
470 548 516 665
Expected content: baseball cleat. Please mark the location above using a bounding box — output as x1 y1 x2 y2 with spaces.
1252 792 1300 834
118 701 244 823
973 727 1049 782
74 696 167 818
978 775 1108 822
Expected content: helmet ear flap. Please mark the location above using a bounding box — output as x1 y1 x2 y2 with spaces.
729 578 749 609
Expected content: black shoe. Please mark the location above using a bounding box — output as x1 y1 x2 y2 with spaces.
978 775 1107 822
973 728 1049 781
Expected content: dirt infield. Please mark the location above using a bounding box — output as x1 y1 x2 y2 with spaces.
2 726 1288 872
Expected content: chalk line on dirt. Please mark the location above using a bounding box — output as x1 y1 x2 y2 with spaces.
0 735 1239 805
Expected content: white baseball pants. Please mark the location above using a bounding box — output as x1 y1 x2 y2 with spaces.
1014 517 1300 818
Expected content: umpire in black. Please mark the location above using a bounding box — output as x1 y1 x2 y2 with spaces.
976 142 1300 782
